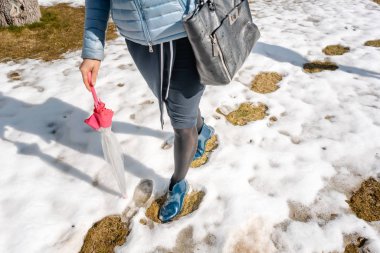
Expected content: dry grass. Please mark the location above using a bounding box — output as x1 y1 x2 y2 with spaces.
364 39 380 47
190 135 219 168
322 45 350 55
216 102 268 126
0 3 118 62
79 215 129 253
344 243 360 253
346 177 380 222
250 72 282 93
373 0 380 5
145 190 206 223
303 61 339 73
343 236 368 253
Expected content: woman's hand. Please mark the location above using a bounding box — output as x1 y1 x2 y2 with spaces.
79 59 101 91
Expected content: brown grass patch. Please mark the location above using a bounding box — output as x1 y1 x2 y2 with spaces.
344 236 368 253
364 39 380 47
145 190 206 223
322 45 350 55
250 72 282 93
344 243 360 253
373 0 380 5
79 215 129 253
0 3 118 62
190 135 219 168
346 177 380 221
216 102 268 126
303 60 339 73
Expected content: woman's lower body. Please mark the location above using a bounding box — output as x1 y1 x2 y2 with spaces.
126 36 207 222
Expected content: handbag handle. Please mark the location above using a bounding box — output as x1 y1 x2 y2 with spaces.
196 0 241 9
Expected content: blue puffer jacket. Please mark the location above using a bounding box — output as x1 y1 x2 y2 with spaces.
81 0 195 60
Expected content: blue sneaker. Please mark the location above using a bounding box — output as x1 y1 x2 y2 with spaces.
193 117 215 160
158 179 189 223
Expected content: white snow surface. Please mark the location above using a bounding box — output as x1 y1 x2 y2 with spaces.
1 0 380 252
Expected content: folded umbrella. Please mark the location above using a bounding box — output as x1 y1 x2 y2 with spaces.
84 72 127 198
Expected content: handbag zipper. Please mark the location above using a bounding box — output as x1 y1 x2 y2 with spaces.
211 34 232 81
133 0 154 52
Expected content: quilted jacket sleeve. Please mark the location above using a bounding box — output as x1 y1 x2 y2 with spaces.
81 0 111 61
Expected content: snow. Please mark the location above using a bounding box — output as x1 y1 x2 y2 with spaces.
1 0 380 252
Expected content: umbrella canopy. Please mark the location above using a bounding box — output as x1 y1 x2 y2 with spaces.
84 72 127 198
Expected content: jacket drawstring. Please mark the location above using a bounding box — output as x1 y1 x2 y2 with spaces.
159 40 175 130
165 40 174 101
160 42 164 129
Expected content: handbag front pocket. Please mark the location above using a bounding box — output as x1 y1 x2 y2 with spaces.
210 33 232 81
211 0 260 80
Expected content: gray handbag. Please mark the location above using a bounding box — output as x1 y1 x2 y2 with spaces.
182 0 260 85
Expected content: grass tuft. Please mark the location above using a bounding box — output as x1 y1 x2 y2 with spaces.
322 45 350 55
346 177 380 222
79 215 129 253
364 39 380 47
250 72 282 94
303 61 339 73
216 102 268 126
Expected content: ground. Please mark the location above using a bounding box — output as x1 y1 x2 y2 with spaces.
1 0 380 252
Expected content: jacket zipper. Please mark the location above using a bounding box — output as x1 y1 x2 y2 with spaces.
133 0 154 52
211 34 232 81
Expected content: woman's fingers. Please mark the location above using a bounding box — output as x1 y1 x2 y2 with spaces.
81 69 90 91
79 62 91 91
79 59 101 91
91 62 100 87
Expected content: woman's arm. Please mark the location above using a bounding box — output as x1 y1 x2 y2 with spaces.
80 0 110 91
81 0 111 61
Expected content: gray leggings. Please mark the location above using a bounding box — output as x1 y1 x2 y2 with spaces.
126 37 207 188
125 37 205 129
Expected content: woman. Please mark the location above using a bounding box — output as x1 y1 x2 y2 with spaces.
79 0 215 223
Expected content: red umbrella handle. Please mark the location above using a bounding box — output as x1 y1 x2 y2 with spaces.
87 72 100 109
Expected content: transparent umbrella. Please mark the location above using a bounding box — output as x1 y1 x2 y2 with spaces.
84 72 127 198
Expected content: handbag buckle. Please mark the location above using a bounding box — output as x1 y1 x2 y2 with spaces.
228 8 239 25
